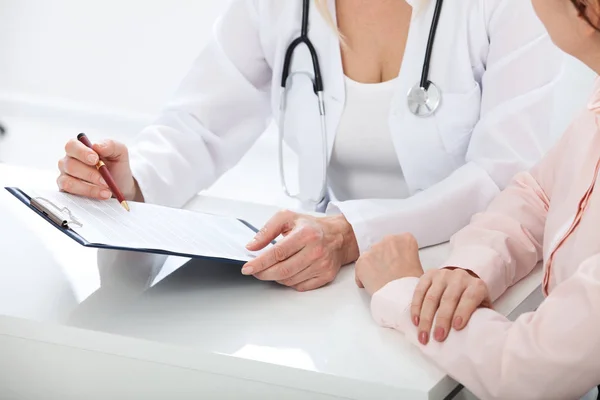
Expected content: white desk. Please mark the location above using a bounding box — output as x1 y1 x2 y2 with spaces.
0 163 544 400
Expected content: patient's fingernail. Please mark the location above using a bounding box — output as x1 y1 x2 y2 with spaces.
434 327 445 342
241 265 253 275
454 316 463 329
419 332 428 345
413 316 419 326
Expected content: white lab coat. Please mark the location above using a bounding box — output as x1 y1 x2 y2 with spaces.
129 0 563 252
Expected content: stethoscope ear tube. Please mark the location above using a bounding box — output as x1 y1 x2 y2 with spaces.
281 0 324 93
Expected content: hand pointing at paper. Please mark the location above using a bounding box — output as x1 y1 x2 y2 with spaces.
243 211 360 292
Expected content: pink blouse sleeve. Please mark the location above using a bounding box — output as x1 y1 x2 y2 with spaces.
372 253 600 400
439 124 573 301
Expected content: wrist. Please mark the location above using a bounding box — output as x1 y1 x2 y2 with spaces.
326 215 359 265
401 269 424 279
125 178 145 202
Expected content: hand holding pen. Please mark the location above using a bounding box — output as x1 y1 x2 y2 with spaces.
57 133 139 210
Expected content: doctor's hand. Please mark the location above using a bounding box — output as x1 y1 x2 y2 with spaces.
243 211 360 291
355 233 424 296
57 138 141 201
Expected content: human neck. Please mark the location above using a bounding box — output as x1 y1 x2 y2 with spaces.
590 51 600 75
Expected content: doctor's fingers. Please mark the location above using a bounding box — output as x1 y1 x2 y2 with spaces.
243 225 315 274
277 259 337 289
64 138 99 166
293 275 334 292
252 247 312 282
57 174 112 200
58 157 107 187
247 210 300 251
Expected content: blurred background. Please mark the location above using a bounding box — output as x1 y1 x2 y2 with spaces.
0 0 596 207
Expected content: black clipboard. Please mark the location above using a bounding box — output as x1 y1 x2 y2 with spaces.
5 186 262 266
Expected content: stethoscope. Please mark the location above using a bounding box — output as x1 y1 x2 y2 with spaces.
278 0 444 205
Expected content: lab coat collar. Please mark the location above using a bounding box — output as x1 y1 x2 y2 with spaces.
315 0 345 161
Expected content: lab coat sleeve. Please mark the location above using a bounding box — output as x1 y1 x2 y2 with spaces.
327 0 564 253
128 0 272 208
370 253 600 400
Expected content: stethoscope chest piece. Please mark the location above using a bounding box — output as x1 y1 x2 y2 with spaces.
407 81 441 117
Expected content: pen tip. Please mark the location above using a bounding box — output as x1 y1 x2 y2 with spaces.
121 201 130 212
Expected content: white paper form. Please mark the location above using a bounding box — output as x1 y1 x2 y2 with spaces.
27 189 261 262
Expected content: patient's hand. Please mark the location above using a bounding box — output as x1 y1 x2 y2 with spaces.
411 268 491 345
355 233 424 296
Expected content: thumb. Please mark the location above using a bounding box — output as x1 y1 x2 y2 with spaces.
246 210 295 250
355 274 364 288
92 139 128 161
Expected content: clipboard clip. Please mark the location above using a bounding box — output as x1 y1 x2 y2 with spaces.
30 197 83 229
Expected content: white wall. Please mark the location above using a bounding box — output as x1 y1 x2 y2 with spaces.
0 0 228 124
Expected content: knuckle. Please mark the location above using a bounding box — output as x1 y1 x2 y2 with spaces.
311 244 325 260
424 269 438 280
88 186 100 198
273 246 287 262
398 232 417 246
120 142 129 157
441 291 460 305
473 279 488 292
278 209 295 220
58 175 71 191
398 232 412 241
87 169 97 183
64 138 76 153
258 227 268 237
61 157 71 174
301 225 321 242
419 317 433 328
277 264 292 279
57 158 65 172
277 278 292 287
412 285 426 299
435 315 451 326
323 269 336 283
424 293 440 305
381 234 397 245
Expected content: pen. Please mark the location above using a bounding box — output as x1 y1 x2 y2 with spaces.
77 133 130 212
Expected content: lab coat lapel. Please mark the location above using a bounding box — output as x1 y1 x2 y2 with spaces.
309 0 344 163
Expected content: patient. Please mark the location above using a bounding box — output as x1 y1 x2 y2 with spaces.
354 1 600 399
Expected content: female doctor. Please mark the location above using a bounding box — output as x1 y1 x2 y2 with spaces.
57 0 563 291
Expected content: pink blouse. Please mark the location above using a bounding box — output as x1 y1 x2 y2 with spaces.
370 80 600 399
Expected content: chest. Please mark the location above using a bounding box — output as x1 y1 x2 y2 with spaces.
335 0 412 83
260 0 488 190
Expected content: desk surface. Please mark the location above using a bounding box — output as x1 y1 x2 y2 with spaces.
0 163 544 400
